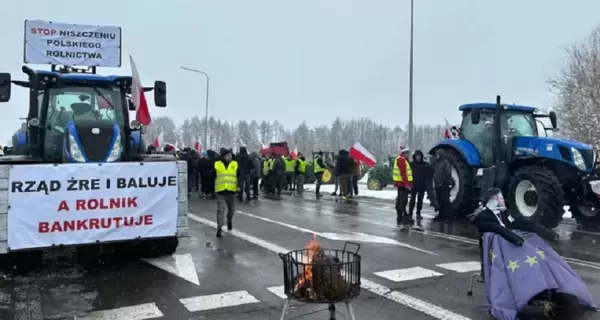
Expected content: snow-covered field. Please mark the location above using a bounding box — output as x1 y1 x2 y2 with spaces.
303 183 573 219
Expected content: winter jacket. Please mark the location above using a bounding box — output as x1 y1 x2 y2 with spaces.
335 150 353 176
410 150 430 191
394 154 413 188
431 155 453 188
236 147 255 175
272 156 286 175
350 159 361 177
250 152 262 178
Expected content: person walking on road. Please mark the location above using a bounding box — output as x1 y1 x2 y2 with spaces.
408 150 429 226
313 151 326 199
250 152 262 199
272 154 286 198
235 146 254 202
214 148 240 237
393 148 413 225
294 153 306 195
431 150 454 222
335 149 353 200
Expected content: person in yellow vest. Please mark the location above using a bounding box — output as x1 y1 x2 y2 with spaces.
284 155 296 191
214 148 240 237
294 153 306 195
392 148 413 225
313 151 326 199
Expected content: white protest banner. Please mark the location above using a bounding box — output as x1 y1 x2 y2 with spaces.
7 162 178 250
24 20 122 67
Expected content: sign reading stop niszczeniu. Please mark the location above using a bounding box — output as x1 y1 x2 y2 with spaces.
7 162 178 250
24 20 122 67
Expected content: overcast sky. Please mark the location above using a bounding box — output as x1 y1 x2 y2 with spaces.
1 0 599 143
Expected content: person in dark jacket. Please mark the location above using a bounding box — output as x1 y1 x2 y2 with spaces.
203 150 218 199
236 146 254 201
431 150 454 222
408 150 429 225
271 153 286 197
335 149 354 199
250 151 262 199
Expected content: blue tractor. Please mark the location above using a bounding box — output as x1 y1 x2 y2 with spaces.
429 95 600 229
0 65 166 161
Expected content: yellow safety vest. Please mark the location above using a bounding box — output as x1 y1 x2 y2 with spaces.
214 160 238 192
285 159 295 173
313 157 325 174
392 156 413 183
297 159 306 173
268 159 274 169
262 160 270 175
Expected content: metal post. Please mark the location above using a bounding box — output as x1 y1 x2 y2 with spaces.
407 0 415 149
180 66 210 149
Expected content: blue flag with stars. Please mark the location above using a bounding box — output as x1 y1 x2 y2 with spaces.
482 230 596 320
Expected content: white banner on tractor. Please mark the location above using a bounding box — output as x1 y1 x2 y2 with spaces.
24 20 122 67
7 162 178 250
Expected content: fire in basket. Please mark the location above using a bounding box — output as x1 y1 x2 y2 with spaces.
277 235 361 320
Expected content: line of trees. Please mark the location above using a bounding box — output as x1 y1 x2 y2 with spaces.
147 116 449 160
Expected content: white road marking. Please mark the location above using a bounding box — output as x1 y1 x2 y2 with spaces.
142 253 200 286
236 210 437 255
374 267 443 282
266 285 288 299
277 202 600 271
436 261 481 273
179 290 260 312
75 303 163 320
188 213 471 320
361 278 471 320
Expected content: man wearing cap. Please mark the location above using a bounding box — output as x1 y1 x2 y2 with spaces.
392 148 413 224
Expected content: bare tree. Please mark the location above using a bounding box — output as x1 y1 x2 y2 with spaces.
549 26 600 147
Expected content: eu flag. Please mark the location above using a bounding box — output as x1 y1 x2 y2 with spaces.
482 230 596 320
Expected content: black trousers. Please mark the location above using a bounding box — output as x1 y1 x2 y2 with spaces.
251 177 259 197
352 175 359 195
238 174 251 199
395 187 410 222
315 173 323 194
435 186 451 220
409 188 425 216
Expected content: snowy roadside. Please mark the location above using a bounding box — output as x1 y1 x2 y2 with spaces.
303 183 573 219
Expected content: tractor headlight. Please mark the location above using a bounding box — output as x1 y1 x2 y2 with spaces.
571 147 587 170
68 134 85 162
106 131 122 162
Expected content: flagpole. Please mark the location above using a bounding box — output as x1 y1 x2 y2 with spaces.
181 66 210 149
407 0 415 150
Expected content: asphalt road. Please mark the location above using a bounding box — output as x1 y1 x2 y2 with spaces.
0 193 600 319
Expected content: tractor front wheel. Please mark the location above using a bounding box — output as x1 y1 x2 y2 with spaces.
367 177 383 190
507 166 564 229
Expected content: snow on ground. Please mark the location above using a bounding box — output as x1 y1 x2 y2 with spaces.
303 183 573 219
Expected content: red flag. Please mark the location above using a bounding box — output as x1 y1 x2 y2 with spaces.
153 131 163 148
290 147 298 159
443 118 453 139
194 138 201 152
349 142 377 168
129 55 151 125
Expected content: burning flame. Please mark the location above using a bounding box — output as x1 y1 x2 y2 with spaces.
295 234 320 289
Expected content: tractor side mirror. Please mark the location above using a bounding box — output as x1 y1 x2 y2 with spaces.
549 111 558 129
154 81 167 107
128 100 136 111
0 73 12 102
471 109 480 125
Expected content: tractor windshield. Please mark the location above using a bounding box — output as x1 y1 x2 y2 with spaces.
42 86 126 160
502 112 537 137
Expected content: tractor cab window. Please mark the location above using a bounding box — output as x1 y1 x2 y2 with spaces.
461 110 495 166
43 86 125 160
501 112 537 137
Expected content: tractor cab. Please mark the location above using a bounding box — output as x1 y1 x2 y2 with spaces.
0 65 167 163
430 95 600 229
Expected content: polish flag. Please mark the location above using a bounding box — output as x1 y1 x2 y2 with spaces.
290 147 298 159
194 138 202 152
443 118 459 140
349 142 377 168
259 141 267 152
153 131 163 148
129 55 151 126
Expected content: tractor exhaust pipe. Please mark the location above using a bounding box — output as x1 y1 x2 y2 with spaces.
493 95 504 188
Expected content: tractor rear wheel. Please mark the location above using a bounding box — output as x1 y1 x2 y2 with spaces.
507 166 564 229
434 149 476 218
367 177 383 190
